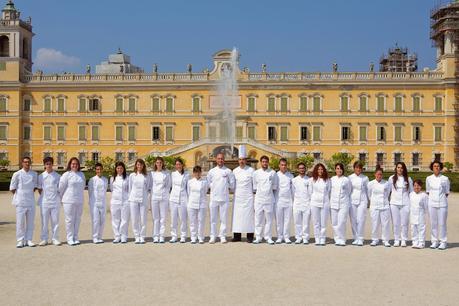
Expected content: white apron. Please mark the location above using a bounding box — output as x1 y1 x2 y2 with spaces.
232 166 255 233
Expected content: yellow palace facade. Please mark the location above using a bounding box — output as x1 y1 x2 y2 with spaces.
0 1 458 171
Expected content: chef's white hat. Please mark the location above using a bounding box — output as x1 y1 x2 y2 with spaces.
238 145 247 159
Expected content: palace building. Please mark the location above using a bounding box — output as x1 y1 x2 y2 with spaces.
0 0 458 171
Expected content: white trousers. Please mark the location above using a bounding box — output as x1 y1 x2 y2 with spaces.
370 209 391 242
170 201 188 239
16 206 35 242
349 204 367 241
63 203 83 242
210 201 228 239
276 205 292 240
293 207 311 240
255 205 273 240
130 201 147 239
331 206 349 243
390 205 410 241
90 204 105 240
411 224 426 245
111 203 130 240
40 205 59 241
151 199 169 239
311 205 329 241
429 206 448 243
188 207 206 240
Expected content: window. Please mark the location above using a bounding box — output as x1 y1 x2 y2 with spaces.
313 126 321 141
57 126 65 141
236 126 243 140
313 97 321 112
115 126 123 141
23 126 31 140
23 98 31 111
0 152 7 160
412 153 420 166
79 98 86 112
192 97 200 112
152 97 160 112
128 152 136 162
166 97 174 112
43 126 51 141
394 126 402 142
128 98 136 112
0 97 6 112
341 96 349 112
268 126 276 141
152 126 160 141
44 98 51 112
359 96 367 112
341 126 350 141
192 126 200 141
394 96 402 112
92 125 100 141
280 97 288 112
280 126 288 142
78 152 86 165
128 126 136 141
377 153 384 166
359 153 367 164
89 99 100 111
434 126 442 141
377 126 386 141
267 97 275 112
247 97 256 112
394 153 402 165
377 96 385 112
115 98 123 112
359 126 367 142
299 97 307 112
92 152 99 162
434 153 442 162
413 126 421 142
78 126 86 141
115 152 124 162
57 153 65 166
434 97 443 112
300 126 308 141
166 126 173 142
248 126 255 140
57 98 65 112
413 96 421 112
0 125 6 140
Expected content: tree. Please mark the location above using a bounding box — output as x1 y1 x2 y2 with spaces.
444 162 454 172
100 156 115 175
84 160 96 171
269 156 280 171
145 155 186 171
292 154 314 171
326 152 355 174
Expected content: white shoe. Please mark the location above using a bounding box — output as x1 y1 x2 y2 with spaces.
252 238 262 244
153 237 159 243
209 237 216 244
180 237 186 243
430 241 439 249
401 240 407 247
198 238 205 244
320 238 326 245
295 238 302 244
303 239 309 245
52 239 61 246
113 238 121 244
93 239 98 244
393 240 400 247
139 238 145 244
191 238 197 244
357 240 363 246
16 241 24 248
275 238 283 244
352 239 358 245
97 239 104 244
74 240 81 245
384 241 391 247
39 240 48 246
267 239 275 245
67 240 76 246
285 238 292 244
159 237 165 243
412 241 419 249
170 237 177 243
370 240 378 246
438 242 447 250
26 240 36 247
134 237 140 244
220 237 227 244
417 243 425 249
121 238 128 244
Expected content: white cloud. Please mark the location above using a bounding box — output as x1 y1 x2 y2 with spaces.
34 48 80 71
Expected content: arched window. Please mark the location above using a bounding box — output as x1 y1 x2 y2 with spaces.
0 36 9 57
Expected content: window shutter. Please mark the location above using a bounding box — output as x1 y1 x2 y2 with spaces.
116 98 123 112
116 126 123 141
166 126 174 141
79 126 86 141
280 126 288 141
313 126 320 141
300 97 307 111
79 99 86 112
128 126 135 141
268 97 275 112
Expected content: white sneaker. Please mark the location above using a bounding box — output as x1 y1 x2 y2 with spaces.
412 241 419 249
252 238 262 244
417 243 425 249
383 241 391 247
352 239 359 245
121 238 128 244
134 237 140 244
191 238 197 244
67 240 76 246
139 238 145 244
295 238 302 244
39 240 48 246
275 238 283 244
267 239 275 245
209 237 216 244
170 237 177 243
357 240 363 246
430 241 439 249
370 240 378 247
393 240 400 247
198 238 205 244
401 240 407 247
153 237 159 243
113 238 121 244
159 237 165 243
285 238 292 244
26 240 36 247
97 239 104 244
303 239 309 245
320 238 326 245
180 237 186 243
438 242 447 250
74 240 81 245
93 239 98 244
220 237 227 244
52 239 61 246
16 241 24 248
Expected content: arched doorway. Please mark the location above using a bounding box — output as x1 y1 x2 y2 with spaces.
0 36 9 57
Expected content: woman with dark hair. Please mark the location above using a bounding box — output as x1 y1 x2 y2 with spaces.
109 161 130 243
426 161 450 250
308 163 331 246
348 161 369 246
128 159 151 244
59 157 86 246
330 163 351 246
389 162 413 247
169 158 190 243
150 156 171 243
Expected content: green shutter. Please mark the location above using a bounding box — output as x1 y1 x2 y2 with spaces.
268 97 275 112
377 127 385 141
435 97 442 112
313 97 321 112
44 98 51 112
236 126 243 140
313 126 320 141
248 97 255 112
192 98 200 112
413 97 420 112
57 98 65 112
116 126 123 141
128 126 135 141
377 97 384 112
79 126 86 141
395 126 402 141
166 126 173 141
57 126 65 141
192 126 199 141
280 97 288 112
79 99 86 112
152 98 160 112
395 97 402 112
23 127 30 140
300 97 307 111
280 126 288 141
359 126 367 141
166 98 173 112
435 127 442 141
116 98 123 112
92 126 99 141
0 98 6 112
0 126 6 140
129 98 136 112
44 126 51 140
341 97 348 112
359 97 367 112
248 126 255 140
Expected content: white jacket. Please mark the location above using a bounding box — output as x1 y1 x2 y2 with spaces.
169 171 190 205
253 168 278 206
109 175 129 205
426 174 450 208
308 177 331 208
292 175 310 210
207 165 235 204
368 179 390 210
409 191 428 225
128 172 151 203
38 171 61 207
59 171 86 205
187 178 209 209
348 173 369 206
330 175 352 209
10 169 38 207
150 170 171 201
388 175 413 206
275 170 294 208
88 175 108 208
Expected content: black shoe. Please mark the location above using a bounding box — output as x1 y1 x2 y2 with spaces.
232 233 242 242
247 233 254 243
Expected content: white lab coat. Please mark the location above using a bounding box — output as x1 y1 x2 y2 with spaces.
38 171 61 242
292 175 311 241
388 175 413 242
389 175 413 206
368 179 391 242
330 176 351 244
275 170 294 240
88 175 108 241
253 168 277 240
187 178 209 240
128 172 151 239
348 173 369 241
150 170 172 239
169 171 190 239
426 174 450 244
232 166 255 233
109 175 130 241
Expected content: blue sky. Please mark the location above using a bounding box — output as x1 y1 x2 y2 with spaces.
13 0 449 73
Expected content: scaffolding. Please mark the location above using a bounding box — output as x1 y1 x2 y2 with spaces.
379 45 418 72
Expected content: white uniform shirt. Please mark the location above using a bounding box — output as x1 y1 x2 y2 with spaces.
128 173 150 203
253 168 278 206
233 166 254 202
88 175 108 208
169 171 190 204
187 178 209 209
409 191 428 224
349 173 369 206
59 171 86 204
308 178 331 208
368 179 391 210
150 170 171 201
330 175 352 209
110 175 130 205
9 169 38 207
38 171 61 207
292 175 310 211
207 166 235 204
388 175 413 206
426 174 450 208
275 170 294 208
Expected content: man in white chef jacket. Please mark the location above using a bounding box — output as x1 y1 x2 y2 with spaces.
252 155 278 244
275 158 294 244
207 153 235 243
9 156 39 248
231 145 255 243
